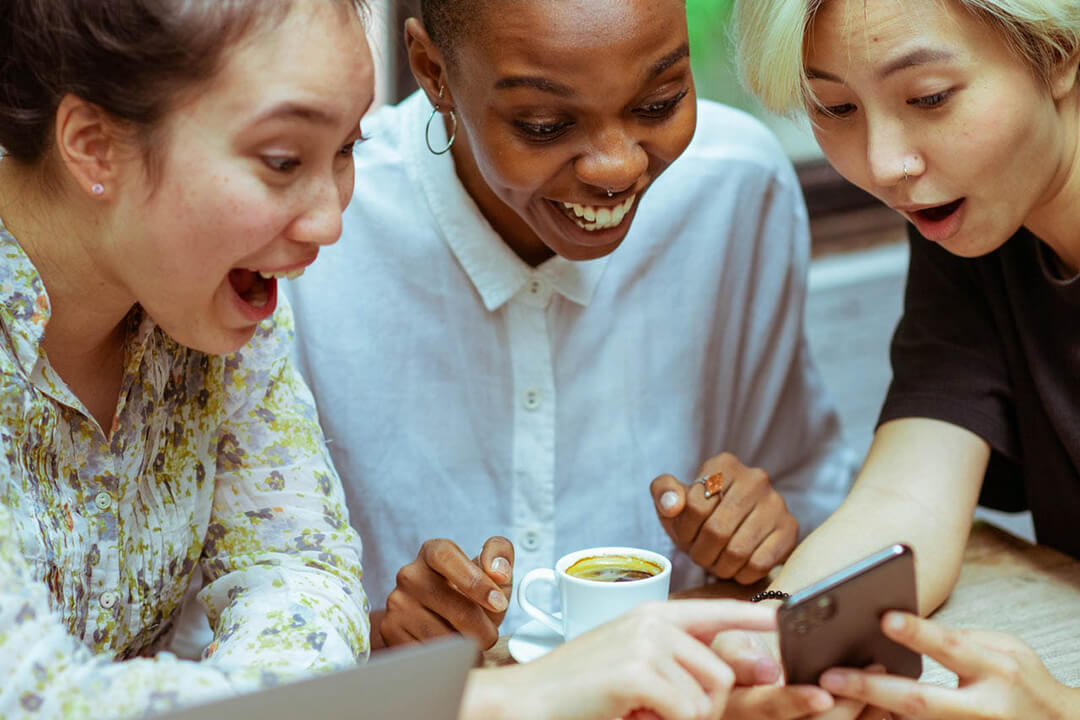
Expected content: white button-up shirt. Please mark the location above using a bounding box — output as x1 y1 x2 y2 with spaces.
287 91 857 630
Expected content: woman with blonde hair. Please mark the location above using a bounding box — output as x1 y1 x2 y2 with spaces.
731 0 1080 717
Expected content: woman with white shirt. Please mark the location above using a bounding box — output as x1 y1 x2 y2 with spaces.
286 0 855 663
0 1 791 718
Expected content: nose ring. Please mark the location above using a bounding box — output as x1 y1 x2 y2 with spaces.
903 161 909 181
606 188 615 198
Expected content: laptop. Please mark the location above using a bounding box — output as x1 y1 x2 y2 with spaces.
153 635 477 720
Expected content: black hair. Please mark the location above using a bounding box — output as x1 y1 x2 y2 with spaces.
419 0 471 59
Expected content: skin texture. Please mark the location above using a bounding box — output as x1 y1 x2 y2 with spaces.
0 2 374 428
380 0 798 653
651 453 800 585
408 0 697 266
805 0 1080 269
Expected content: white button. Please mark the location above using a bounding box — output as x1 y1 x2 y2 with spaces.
521 530 541 552
522 389 542 410
99 591 119 609
94 492 112 511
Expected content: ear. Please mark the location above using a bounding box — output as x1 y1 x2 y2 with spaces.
1049 51 1080 101
53 94 125 198
404 17 453 111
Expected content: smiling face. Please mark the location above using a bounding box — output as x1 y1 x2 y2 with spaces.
805 0 1077 256
434 0 696 264
106 2 374 354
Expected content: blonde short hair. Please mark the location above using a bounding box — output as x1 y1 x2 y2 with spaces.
734 0 1080 115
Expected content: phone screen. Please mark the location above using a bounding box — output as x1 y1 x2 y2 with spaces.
778 544 922 685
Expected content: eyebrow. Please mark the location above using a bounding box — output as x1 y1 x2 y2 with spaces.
806 47 957 83
649 44 691 79
493 43 691 97
250 101 340 127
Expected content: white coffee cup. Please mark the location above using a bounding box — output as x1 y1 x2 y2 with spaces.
517 546 671 641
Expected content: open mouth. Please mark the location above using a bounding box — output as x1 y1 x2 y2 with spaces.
228 269 276 310
551 194 637 233
915 198 964 223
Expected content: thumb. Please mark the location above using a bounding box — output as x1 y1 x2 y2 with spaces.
650 474 687 518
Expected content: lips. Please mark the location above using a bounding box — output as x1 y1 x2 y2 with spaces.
915 199 964 223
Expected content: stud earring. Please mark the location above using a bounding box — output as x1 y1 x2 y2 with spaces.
91 183 105 196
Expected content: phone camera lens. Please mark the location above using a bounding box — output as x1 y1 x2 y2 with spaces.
809 596 836 624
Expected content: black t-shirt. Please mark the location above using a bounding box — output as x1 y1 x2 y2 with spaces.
879 226 1080 559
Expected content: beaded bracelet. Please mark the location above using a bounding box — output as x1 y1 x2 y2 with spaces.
749 590 790 603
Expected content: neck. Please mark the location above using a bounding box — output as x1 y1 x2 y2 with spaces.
1022 90 1080 274
0 162 135 374
448 120 555 268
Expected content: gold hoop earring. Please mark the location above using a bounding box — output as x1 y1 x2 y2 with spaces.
426 85 457 155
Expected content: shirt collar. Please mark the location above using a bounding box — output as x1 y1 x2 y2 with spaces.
0 218 52 375
404 91 608 312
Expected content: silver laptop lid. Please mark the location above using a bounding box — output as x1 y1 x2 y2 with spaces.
154 635 477 720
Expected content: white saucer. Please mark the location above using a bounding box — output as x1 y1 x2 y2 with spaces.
507 615 564 663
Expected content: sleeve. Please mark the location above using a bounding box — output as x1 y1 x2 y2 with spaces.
0 456 252 719
879 226 1023 509
197 296 371 676
724 168 858 537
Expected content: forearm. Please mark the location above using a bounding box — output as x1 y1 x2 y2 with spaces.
769 419 989 615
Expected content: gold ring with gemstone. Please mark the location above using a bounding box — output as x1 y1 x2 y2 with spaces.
697 472 725 500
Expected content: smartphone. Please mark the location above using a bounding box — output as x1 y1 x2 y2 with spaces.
778 543 922 685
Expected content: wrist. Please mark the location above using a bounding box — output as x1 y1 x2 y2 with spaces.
459 665 539 720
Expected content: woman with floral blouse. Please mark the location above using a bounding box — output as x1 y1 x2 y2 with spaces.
0 1 779 719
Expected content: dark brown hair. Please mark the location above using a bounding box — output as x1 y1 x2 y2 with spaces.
0 0 368 171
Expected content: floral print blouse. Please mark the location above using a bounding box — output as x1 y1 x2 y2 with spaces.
0 222 370 719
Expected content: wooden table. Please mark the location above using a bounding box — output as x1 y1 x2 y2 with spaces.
484 522 1080 687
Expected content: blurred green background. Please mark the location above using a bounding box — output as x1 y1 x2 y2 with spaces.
687 0 754 110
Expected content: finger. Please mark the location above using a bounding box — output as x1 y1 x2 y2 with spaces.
651 473 689 519
673 478 723 549
479 536 514 585
820 667 976 719
724 685 835 719
708 499 777 580
710 630 781 686
807 697 869 720
734 522 798 585
880 612 996 680
655 652 723 720
421 539 509 615
381 590 455 646
397 560 502 648
643 599 778 640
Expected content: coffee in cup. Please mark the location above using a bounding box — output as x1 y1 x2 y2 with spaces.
565 554 663 582
517 546 671 641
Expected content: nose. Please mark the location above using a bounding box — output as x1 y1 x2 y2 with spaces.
289 174 347 247
866 118 917 188
574 125 649 195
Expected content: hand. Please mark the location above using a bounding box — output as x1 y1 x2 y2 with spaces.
379 536 513 650
820 612 1074 719
652 453 798 583
483 600 780 720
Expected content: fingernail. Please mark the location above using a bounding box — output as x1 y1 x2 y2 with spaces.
819 670 848 692
488 589 508 612
491 556 511 577
755 657 780 684
660 491 679 511
809 691 833 712
885 612 906 632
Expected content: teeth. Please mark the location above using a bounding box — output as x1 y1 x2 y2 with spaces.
256 268 306 281
557 195 637 232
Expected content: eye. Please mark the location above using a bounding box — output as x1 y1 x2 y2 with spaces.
908 91 950 109
263 156 301 173
634 88 690 120
514 120 574 143
816 102 857 119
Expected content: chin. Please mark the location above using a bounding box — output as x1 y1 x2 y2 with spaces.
164 323 258 357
